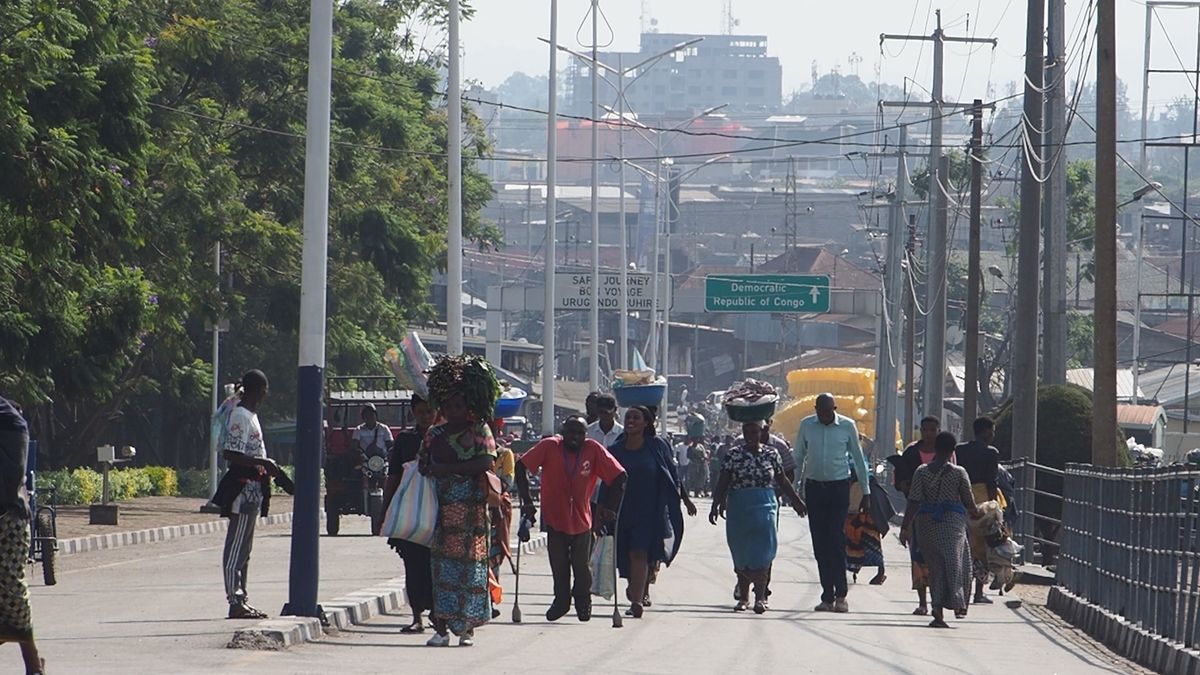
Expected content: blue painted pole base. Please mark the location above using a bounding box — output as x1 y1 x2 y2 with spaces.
283 364 323 617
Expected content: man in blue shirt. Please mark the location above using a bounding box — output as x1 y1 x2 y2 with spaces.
795 393 872 613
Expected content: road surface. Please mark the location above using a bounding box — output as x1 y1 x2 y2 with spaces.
12 502 1141 674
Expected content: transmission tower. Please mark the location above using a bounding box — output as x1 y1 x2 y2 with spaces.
783 156 798 251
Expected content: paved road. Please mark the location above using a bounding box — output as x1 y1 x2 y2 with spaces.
12 514 398 674
14 498 1144 673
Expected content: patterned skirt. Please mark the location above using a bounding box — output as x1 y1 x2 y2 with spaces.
0 511 32 641
431 476 491 636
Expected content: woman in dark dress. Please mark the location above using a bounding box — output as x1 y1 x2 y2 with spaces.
606 406 697 618
383 393 438 633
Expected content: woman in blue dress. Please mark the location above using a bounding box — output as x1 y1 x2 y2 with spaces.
606 405 697 618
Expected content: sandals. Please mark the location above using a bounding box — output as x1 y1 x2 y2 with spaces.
869 572 887 586
912 606 929 616
227 603 268 620
400 622 426 634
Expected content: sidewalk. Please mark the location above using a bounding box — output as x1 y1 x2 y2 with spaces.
54 495 296 540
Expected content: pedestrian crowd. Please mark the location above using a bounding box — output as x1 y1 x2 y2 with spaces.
195 362 1016 648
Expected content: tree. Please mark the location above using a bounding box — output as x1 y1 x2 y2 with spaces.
1 0 496 468
1066 159 1095 251
1066 311 1094 369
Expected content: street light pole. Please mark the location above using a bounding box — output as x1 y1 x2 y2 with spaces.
447 0 463 355
588 0 600 391
542 0 559 432
544 37 704 376
617 54 628 371
285 0 333 619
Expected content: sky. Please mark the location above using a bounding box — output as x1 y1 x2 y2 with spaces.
459 0 1200 116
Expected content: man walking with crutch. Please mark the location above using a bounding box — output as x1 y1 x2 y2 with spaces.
516 417 627 622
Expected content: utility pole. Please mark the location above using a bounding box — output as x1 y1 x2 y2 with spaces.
1013 0 1044 470
542 0 559 434
880 11 996 422
783 157 797 251
447 0 463 355
285 0 333 619
1042 0 1068 384
588 0 600 391
872 126 908 456
924 153 950 423
964 102 984 438
904 214 918 443
1093 0 1119 466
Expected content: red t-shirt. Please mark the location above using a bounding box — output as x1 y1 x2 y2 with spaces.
519 437 625 535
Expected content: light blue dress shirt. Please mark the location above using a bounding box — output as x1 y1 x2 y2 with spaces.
794 413 871 494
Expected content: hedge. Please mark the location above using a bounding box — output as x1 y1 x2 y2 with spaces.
38 465 307 505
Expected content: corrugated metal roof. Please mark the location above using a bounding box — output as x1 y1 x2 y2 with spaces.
1116 404 1167 429
1139 364 1200 408
1065 368 1143 401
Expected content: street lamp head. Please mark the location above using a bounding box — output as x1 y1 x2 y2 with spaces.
1132 181 1163 201
987 265 1004 279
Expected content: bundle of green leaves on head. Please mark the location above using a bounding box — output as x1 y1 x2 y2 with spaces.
425 354 502 422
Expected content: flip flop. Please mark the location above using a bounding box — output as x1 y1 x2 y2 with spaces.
400 623 426 634
912 606 929 616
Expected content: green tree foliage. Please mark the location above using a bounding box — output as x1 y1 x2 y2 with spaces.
2 0 494 467
992 383 1129 522
1065 311 1095 369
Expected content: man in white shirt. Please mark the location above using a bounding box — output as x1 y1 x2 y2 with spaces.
585 394 623 448
673 434 691 487
353 403 393 463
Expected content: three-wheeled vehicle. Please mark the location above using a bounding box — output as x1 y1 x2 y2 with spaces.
25 440 57 585
323 377 412 536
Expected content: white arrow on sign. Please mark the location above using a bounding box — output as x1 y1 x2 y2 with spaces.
809 286 821 303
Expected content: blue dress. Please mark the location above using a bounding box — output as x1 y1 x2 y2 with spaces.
606 435 686 578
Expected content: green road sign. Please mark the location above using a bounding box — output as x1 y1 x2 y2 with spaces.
704 274 831 313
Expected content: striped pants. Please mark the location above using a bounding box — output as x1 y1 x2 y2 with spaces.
223 512 258 606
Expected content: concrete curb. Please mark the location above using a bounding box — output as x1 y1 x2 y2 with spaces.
229 532 549 650
58 511 297 557
1048 586 1200 675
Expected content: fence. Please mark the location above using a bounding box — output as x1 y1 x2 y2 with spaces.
1057 464 1200 651
1004 459 1065 563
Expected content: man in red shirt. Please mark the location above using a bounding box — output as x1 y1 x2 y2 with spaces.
517 416 626 622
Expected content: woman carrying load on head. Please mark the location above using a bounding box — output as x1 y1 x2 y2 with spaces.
709 419 807 614
420 355 502 647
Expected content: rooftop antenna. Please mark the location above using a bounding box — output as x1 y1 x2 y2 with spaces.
722 0 739 35
848 52 862 78
640 0 648 34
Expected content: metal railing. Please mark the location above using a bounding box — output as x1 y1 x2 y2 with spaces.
1004 459 1066 563
1058 464 1200 649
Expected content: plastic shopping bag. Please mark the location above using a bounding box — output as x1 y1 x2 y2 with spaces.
589 534 615 599
384 331 434 398
380 460 438 546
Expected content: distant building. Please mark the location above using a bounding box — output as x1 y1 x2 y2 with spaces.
567 32 783 116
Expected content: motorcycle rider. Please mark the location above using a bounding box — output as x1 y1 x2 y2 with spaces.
353 403 393 466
